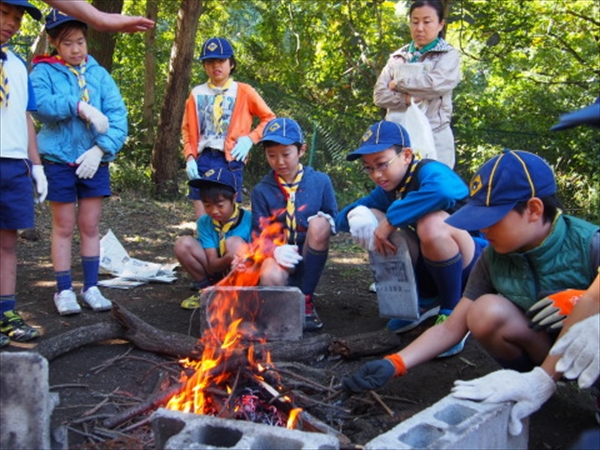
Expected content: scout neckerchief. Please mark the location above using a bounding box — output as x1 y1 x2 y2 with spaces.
396 156 420 200
275 164 304 244
407 37 439 63
208 77 233 135
57 55 90 103
213 203 240 257
0 50 8 108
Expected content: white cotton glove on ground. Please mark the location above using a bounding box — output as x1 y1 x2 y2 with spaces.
550 314 600 389
31 164 48 203
451 367 556 435
75 145 104 179
231 136 253 161
348 205 378 251
78 102 109 134
186 159 200 180
274 245 303 268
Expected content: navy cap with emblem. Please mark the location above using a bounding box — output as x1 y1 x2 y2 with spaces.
346 121 411 161
259 118 304 145
188 168 237 192
3 0 42 20
200 37 234 60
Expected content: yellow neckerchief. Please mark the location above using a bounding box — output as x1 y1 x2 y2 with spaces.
0 50 9 108
208 77 233 134
396 156 420 199
58 56 90 103
212 203 240 257
276 164 304 244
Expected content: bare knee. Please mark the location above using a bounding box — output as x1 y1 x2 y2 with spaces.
260 258 288 286
174 236 197 258
306 216 331 250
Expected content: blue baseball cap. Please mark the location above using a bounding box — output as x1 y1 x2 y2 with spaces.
45 9 87 30
446 150 557 230
551 97 600 131
200 37 234 60
3 0 41 20
188 168 237 192
346 121 411 161
259 118 304 145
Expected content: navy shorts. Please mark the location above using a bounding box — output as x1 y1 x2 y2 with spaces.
44 161 111 203
0 158 35 230
187 149 244 202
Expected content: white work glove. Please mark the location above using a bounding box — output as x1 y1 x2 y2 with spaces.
75 145 104 179
185 159 200 180
550 314 600 389
31 164 48 203
78 102 109 134
347 205 378 251
451 367 556 436
273 244 303 269
231 136 253 161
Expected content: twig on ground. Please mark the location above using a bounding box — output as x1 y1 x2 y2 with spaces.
292 390 352 414
459 357 476 367
90 347 133 374
120 416 153 433
265 366 336 393
380 394 419 405
49 383 88 390
368 390 394 417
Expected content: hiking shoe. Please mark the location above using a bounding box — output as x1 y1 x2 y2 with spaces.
369 282 377 293
81 287 112 312
181 293 201 310
437 332 470 358
387 304 440 334
54 289 81 315
0 333 10 347
304 295 323 331
0 310 40 342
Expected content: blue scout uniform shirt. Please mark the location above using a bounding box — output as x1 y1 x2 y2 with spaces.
197 207 252 251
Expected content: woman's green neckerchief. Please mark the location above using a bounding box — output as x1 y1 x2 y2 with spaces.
407 37 440 63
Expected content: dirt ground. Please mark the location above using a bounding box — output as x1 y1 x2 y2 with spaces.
3 191 597 449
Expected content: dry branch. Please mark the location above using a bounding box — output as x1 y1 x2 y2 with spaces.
329 329 404 358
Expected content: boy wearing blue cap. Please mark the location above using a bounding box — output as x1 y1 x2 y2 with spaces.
30 10 128 316
175 168 252 309
252 118 338 331
182 37 275 219
343 150 599 434
0 0 47 347
335 121 485 356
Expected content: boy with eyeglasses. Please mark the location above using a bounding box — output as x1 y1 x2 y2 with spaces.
335 120 486 356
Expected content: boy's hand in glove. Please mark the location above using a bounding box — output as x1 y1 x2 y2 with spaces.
451 367 556 435
231 136 253 161
31 165 48 203
78 102 109 134
273 245 302 268
185 159 200 180
342 354 406 393
75 145 104 179
527 289 584 331
550 314 600 389
348 205 378 251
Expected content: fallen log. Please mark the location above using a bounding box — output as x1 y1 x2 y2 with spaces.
328 329 404 359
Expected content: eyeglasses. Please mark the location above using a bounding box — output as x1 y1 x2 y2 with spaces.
361 152 401 175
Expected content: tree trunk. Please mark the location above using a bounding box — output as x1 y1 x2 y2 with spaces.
87 0 124 73
150 0 203 198
141 0 159 147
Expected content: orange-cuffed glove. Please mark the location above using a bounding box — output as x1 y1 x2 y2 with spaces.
342 354 406 393
526 289 585 332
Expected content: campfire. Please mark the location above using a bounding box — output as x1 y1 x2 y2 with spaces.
164 217 304 429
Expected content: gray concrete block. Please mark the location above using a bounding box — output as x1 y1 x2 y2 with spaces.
0 352 59 450
199 286 304 341
152 408 339 449
365 394 528 449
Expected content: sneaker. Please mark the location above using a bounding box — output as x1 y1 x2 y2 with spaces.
437 332 470 358
0 310 40 342
0 333 10 347
54 289 82 315
181 293 201 310
387 304 440 334
304 295 323 331
369 282 377 293
81 287 112 311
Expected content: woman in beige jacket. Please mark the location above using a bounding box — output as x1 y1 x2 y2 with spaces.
374 0 460 168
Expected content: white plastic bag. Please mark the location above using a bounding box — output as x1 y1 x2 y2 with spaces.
388 99 437 160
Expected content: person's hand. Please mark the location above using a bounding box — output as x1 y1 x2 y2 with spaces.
75 146 104 179
273 245 302 268
231 136 253 161
31 164 48 203
97 14 155 33
527 289 584 331
550 314 600 389
343 359 395 393
186 159 200 180
78 102 109 134
451 367 556 435
347 206 378 251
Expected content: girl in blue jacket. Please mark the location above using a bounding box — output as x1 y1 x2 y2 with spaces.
31 10 127 316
